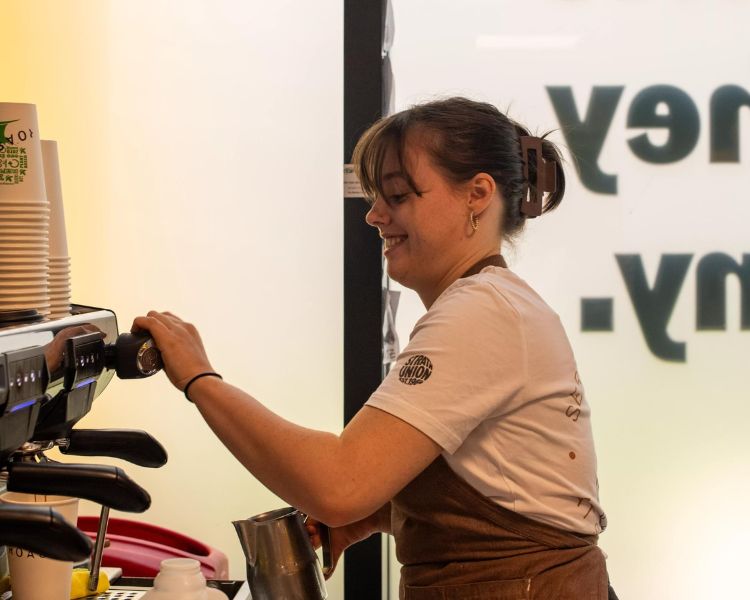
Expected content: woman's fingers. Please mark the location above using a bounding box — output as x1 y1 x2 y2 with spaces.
136 312 189 341
305 520 321 548
144 312 200 342
304 519 343 579
146 311 182 329
131 315 173 341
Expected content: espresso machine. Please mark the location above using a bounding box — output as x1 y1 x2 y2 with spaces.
0 305 249 599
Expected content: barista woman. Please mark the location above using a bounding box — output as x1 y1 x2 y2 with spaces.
133 97 614 599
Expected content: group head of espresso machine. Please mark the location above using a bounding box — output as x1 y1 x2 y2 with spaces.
0 304 168 590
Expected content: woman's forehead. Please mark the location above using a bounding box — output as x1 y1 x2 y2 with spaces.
382 136 432 181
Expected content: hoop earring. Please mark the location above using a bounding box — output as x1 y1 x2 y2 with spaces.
469 211 479 233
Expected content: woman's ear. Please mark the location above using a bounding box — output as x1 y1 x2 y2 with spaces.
467 172 496 216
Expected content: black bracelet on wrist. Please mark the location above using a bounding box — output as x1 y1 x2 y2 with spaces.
183 371 223 403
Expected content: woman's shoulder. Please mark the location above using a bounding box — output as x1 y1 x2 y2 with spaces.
415 268 524 336
435 266 559 324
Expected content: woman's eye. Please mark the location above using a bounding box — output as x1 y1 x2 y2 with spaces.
388 193 409 205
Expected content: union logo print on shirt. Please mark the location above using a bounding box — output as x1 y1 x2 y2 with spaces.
399 355 433 385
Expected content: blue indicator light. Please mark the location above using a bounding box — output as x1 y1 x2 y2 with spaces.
74 377 98 389
10 399 37 413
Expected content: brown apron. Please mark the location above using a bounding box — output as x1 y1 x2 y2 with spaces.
390 255 610 600
391 456 608 600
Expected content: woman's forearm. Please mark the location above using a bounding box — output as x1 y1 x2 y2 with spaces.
175 365 440 529
188 376 351 523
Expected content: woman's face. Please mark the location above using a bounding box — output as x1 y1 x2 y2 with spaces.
365 138 471 301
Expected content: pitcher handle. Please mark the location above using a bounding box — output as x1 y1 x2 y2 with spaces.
303 513 334 577
319 522 333 577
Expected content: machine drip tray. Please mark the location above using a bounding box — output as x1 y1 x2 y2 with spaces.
94 591 147 600
98 577 249 600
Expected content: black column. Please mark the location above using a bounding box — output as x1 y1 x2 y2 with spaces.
343 0 386 598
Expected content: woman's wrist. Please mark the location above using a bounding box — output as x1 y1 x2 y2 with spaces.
184 371 223 402
355 503 391 537
375 502 392 535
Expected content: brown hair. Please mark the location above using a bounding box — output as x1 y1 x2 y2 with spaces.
352 96 566 241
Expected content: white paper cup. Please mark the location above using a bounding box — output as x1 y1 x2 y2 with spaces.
0 307 50 314
0 220 48 225
0 285 46 292
0 214 49 221
0 212 49 218
0 204 47 208
0 255 48 262
0 261 48 268
41 141 68 257
0 294 47 303
0 104 47 204
0 214 49 220
0 254 49 260
0 207 48 214
0 274 47 281
0 233 48 240
0 493 79 600
0 236 47 241
0 284 46 292
0 224 48 229
0 301 48 307
0 290 47 295
49 275 71 307
0 236 47 244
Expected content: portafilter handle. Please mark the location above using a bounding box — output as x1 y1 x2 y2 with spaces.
6 462 151 513
59 429 168 468
0 504 92 562
105 331 163 379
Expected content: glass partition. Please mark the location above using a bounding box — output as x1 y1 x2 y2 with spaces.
386 2 750 598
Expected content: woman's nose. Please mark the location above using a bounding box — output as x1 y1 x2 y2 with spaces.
365 196 390 228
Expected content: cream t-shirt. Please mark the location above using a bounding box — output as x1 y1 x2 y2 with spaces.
366 266 606 535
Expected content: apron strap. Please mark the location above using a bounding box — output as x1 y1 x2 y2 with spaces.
460 254 507 279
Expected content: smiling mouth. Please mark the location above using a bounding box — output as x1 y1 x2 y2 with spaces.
384 236 407 251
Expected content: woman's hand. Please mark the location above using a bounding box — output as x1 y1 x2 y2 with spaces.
305 505 390 579
304 518 358 580
131 311 214 390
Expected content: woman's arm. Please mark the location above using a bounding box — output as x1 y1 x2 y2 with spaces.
132 311 439 527
188 377 430 526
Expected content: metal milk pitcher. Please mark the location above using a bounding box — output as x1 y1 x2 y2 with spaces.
233 507 332 600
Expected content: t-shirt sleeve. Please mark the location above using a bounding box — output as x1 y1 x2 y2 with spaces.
366 279 527 454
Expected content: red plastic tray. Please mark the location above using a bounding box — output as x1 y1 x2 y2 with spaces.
77 516 229 579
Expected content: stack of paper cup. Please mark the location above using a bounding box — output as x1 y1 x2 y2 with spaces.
42 140 71 319
0 103 50 318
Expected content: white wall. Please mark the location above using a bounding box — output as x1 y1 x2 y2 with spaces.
5 1 344 596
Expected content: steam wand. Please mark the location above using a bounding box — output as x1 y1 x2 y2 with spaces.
88 506 110 592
